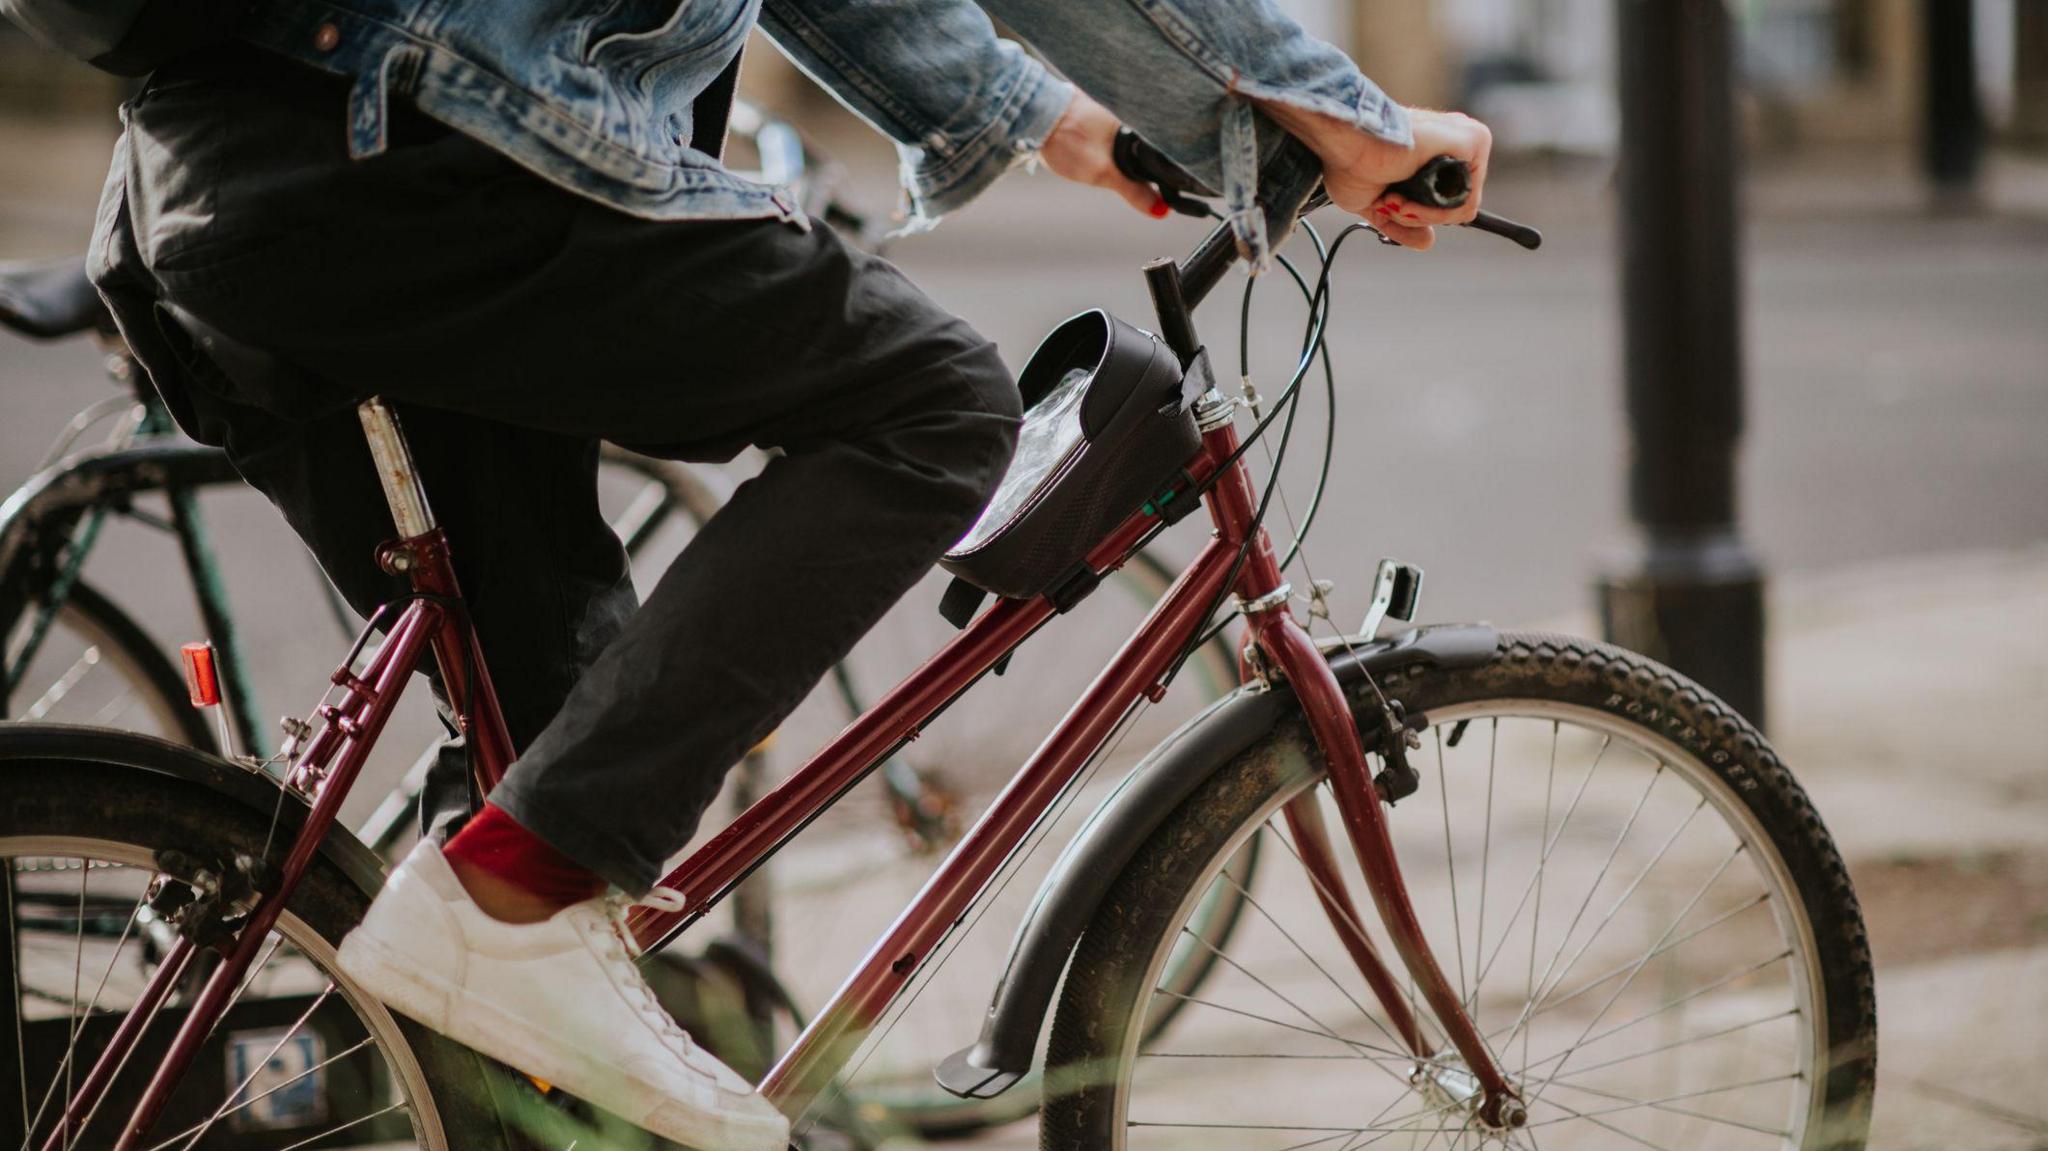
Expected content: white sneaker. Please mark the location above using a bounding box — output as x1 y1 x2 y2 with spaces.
338 840 790 1151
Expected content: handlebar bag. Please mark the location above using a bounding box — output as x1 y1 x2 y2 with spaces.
942 310 1200 600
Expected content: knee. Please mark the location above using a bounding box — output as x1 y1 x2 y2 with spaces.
879 336 1020 533
951 339 1023 505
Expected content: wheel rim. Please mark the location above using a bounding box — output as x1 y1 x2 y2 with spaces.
2 836 446 1151
1107 700 1830 1151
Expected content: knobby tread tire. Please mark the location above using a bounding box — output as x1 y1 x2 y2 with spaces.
1040 630 1876 1151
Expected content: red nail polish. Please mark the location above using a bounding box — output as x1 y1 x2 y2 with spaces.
1149 198 1170 219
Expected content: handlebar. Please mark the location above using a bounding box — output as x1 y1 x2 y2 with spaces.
1110 128 1542 315
1385 156 1543 251
1109 128 1544 369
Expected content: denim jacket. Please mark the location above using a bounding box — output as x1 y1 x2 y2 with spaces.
237 0 1410 265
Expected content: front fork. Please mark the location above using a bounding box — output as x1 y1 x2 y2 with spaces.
1248 605 1525 1130
1145 239 1524 1128
1216 454 1521 1127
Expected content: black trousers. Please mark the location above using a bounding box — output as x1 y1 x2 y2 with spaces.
91 49 1022 892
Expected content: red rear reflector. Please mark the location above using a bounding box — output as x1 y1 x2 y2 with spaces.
180 642 221 708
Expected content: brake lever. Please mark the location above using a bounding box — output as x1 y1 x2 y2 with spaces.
1386 156 1543 251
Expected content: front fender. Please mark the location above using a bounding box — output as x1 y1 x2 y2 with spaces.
935 623 1498 1099
0 723 389 898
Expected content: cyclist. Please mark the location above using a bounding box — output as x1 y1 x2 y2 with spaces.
84 2 1489 1147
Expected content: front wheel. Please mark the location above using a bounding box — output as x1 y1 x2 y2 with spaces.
1043 631 1875 1151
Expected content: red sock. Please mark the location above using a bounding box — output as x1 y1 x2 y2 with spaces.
443 802 607 906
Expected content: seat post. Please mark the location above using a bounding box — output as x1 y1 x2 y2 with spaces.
357 398 436 538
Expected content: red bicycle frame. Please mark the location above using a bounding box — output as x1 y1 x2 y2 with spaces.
57 247 1524 1151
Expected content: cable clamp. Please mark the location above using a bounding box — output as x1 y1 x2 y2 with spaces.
1236 582 1293 615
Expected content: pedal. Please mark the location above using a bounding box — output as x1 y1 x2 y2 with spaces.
1358 560 1425 639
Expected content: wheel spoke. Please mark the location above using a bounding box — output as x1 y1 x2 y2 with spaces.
23 648 100 721
66 861 84 1151
1519 844 1746 1101
1266 819 1444 1052
156 1035 377 1151
1467 720 1498 1014
1524 794 1709 1019
1220 829 1411 1054
1524 1094 1678 1151
1525 892 1768 1023
157 984 339 1151
7 863 29 1142
26 876 150 1150
1545 1006 1796 1081
19 860 97 1151
271 1099 406 1151
1493 761 1668 1058
1271 1131 1374 1151
1435 728 1469 1008
1520 722 1559 1087
1108 702 1837 1151
1147 989 1409 1061
1536 1073 1796 1137
1171 923 1404 1061
1526 948 1796 1067
1468 734 1612 1005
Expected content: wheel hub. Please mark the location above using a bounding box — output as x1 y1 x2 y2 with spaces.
1409 1056 1527 1134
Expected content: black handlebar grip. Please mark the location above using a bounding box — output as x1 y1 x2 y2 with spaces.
1111 128 1216 197
1386 155 1543 250
1387 155 1472 209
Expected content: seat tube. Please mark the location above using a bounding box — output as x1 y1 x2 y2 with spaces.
353 398 517 786
358 398 437 538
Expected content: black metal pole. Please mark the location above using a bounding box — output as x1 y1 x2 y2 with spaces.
1923 0 1985 192
1598 0 1766 729
2019 0 2048 147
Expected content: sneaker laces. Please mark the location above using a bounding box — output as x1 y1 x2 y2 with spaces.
596 887 697 1060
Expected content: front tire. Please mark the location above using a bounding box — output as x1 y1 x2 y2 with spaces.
1043 631 1875 1151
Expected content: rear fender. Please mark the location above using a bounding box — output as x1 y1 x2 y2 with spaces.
934 623 1499 1099
0 723 388 898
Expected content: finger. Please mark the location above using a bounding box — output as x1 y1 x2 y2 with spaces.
1370 198 1445 242
1374 218 1435 250
1111 176 1171 219
1379 193 1475 229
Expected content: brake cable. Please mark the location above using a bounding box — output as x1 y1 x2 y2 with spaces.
1160 220 1378 675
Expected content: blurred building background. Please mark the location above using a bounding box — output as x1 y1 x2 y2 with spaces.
8 2 2048 200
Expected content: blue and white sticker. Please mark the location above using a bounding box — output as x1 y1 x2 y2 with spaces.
226 1027 328 1130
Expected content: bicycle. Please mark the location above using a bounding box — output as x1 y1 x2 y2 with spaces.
0 114 1246 1140
1 141 1876 1151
